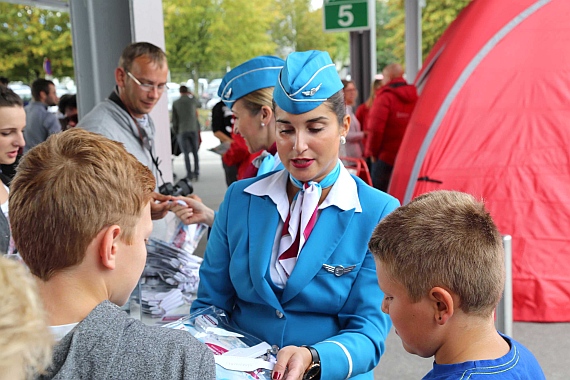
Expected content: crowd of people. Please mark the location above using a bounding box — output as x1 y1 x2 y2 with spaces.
0 42 545 380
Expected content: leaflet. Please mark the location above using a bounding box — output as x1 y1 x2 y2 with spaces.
163 306 276 380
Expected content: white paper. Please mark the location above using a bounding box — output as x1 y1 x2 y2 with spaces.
215 356 275 372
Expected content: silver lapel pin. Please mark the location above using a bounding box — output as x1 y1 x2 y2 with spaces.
322 264 356 277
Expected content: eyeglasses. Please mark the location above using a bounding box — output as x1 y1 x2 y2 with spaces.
126 71 168 93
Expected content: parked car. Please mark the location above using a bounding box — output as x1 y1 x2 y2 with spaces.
206 96 221 110
8 83 32 105
186 78 208 97
167 82 181 111
202 78 222 109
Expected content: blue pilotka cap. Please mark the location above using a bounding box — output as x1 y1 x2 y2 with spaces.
218 56 285 110
273 50 343 114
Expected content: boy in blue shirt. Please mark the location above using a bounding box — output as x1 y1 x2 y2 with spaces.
369 190 545 379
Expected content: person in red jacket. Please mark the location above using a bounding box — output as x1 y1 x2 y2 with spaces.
365 63 418 192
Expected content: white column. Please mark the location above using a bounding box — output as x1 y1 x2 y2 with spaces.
130 0 172 182
404 0 422 81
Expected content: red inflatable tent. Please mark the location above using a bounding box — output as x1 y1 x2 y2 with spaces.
390 0 570 322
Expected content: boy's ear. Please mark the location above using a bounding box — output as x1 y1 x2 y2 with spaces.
429 286 455 325
99 225 121 270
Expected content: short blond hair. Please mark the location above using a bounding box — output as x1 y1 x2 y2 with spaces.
0 257 52 378
240 87 274 116
10 129 155 281
369 190 505 317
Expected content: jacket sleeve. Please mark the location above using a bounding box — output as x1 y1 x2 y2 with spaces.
44 112 62 135
222 133 250 166
190 184 237 315
315 195 400 379
171 104 179 134
355 104 367 129
365 93 391 159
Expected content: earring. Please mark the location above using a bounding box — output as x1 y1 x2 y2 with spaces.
340 135 346 145
261 122 266 127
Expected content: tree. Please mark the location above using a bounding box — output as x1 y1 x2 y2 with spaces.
270 0 348 63
0 3 73 83
384 0 471 67
376 0 398 72
163 0 277 89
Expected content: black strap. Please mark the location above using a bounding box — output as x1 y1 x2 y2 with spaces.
108 88 165 185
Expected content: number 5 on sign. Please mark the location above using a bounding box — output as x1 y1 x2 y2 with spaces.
338 4 354 27
323 0 370 32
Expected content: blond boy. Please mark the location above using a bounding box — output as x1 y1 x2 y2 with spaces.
369 190 544 379
0 256 52 379
10 129 215 380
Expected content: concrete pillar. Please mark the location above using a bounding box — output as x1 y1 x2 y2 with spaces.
349 30 372 108
404 0 422 82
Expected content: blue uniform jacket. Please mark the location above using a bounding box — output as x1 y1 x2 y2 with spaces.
192 173 400 379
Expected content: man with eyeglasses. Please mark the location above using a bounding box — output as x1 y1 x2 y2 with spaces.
78 42 172 221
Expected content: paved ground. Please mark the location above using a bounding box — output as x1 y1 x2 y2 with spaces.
173 131 569 379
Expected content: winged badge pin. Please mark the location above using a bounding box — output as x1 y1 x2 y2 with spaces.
302 83 322 97
322 264 356 277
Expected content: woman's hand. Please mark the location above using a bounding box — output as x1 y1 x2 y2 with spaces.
272 345 312 380
150 192 173 220
171 194 215 227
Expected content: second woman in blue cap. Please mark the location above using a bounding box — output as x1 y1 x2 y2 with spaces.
192 50 399 380
218 55 285 177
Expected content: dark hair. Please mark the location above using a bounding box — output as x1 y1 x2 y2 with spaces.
0 77 8 86
31 79 55 101
325 90 346 125
118 42 167 72
179 85 189 93
58 94 77 115
0 86 24 107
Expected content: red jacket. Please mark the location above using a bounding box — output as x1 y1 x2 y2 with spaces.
365 78 418 166
355 103 370 151
222 133 261 180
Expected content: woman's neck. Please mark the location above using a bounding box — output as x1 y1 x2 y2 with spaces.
286 179 332 205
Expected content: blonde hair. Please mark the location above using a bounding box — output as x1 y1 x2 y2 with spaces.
369 190 505 317
240 87 274 116
365 79 382 108
10 129 155 281
0 257 53 378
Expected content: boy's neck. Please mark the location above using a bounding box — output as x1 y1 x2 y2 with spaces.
434 314 510 364
37 272 109 326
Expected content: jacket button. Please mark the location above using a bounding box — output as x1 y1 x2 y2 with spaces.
276 310 284 318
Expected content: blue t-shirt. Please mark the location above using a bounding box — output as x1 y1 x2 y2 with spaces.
422 334 545 379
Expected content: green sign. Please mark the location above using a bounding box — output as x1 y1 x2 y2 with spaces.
324 0 369 32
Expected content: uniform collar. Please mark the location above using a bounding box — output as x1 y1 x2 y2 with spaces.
244 161 362 222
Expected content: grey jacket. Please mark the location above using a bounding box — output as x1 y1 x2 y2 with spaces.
39 300 216 380
24 101 62 153
0 212 9 254
77 91 159 181
172 95 201 134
